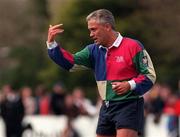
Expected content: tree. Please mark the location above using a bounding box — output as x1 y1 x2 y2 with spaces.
0 0 49 89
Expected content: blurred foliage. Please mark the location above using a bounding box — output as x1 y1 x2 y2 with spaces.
0 0 179 93
0 0 49 89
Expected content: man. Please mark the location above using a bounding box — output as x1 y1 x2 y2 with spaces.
50 82 66 115
46 9 156 137
0 85 25 137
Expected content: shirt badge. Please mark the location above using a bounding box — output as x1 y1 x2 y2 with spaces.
115 56 124 63
142 56 148 66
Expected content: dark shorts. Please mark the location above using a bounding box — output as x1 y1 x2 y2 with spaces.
96 97 144 136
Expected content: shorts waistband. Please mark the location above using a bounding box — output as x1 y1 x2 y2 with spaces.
102 97 143 107
103 96 143 102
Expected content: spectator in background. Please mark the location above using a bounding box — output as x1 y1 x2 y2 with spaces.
21 86 35 115
34 84 50 115
0 84 24 137
163 92 179 137
175 94 180 116
0 91 3 102
61 118 80 137
95 95 103 115
64 94 80 119
50 82 66 115
143 83 162 137
62 94 80 137
0 91 3 112
143 84 158 136
149 83 166 124
72 87 97 116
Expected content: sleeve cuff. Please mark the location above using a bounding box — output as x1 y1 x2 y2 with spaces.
128 80 136 90
46 41 58 49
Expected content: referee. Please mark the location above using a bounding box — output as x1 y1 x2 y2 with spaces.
46 9 156 137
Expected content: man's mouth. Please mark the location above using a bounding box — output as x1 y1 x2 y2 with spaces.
94 39 97 42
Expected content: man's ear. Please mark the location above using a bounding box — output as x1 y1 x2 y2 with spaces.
104 23 112 31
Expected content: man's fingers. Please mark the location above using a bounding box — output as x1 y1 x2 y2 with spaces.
48 30 64 38
49 29 64 35
49 24 63 28
112 86 123 93
111 82 121 90
112 85 118 91
49 24 63 31
49 25 64 35
113 87 125 95
48 29 64 42
47 24 64 43
51 29 64 36
113 86 122 92
48 29 64 37
111 82 127 95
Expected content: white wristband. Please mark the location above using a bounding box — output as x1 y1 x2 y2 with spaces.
46 41 58 49
128 80 136 90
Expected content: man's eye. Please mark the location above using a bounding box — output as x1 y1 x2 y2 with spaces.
91 29 96 32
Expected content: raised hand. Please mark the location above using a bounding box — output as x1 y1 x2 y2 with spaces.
47 24 64 43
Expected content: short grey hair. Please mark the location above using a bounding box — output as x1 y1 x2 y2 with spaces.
86 9 116 30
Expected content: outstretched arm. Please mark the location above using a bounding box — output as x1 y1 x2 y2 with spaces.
46 24 75 70
46 24 92 71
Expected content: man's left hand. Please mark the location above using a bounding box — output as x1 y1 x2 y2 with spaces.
111 81 130 95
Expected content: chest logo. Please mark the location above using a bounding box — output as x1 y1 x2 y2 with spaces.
115 56 124 63
142 56 148 66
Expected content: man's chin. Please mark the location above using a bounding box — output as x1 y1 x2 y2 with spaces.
94 41 100 45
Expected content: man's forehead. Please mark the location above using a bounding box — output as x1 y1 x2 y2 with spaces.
88 19 102 28
88 19 98 24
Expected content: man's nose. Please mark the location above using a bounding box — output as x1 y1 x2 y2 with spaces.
90 32 94 38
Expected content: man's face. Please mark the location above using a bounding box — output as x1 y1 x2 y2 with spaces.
88 19 109 46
